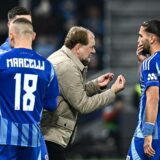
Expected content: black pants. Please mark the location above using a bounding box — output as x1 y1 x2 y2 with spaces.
45 140 66 160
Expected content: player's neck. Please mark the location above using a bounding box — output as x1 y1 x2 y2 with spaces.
14 41 32 50
150 44 160 55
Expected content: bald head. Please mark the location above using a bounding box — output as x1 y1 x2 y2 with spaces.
9 18 35 49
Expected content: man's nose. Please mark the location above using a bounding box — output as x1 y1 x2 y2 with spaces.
137 37 141 44
92 48 96 53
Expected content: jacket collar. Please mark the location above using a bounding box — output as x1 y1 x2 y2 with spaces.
62 45 87 71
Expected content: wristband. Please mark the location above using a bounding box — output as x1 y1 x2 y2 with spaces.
142 122 155 137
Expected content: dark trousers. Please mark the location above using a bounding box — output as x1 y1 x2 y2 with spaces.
45 140 66 160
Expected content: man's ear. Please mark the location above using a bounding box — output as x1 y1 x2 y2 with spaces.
32 32 36 41
75 43 82 54
150 34 156 44
9 33 14 48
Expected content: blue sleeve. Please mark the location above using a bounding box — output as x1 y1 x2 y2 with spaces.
44 64 59 111
0 38 11 52
142 59 159 91
0 49 7 54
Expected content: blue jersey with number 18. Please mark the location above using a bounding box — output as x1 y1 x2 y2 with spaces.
0 48 59 147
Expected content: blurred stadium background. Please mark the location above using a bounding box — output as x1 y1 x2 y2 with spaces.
1 0 160 159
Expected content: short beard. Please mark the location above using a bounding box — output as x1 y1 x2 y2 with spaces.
81 59 90 66
143 40 151 55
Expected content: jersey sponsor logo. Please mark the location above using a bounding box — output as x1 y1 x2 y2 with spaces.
147 73 157 81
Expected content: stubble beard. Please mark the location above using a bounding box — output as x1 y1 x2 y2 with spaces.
143 40 151 55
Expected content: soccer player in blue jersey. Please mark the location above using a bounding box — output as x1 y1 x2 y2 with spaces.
127 20 160 160
0 7 51 159
0 18 59 160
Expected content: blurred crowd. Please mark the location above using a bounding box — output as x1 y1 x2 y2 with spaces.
0 0 105 72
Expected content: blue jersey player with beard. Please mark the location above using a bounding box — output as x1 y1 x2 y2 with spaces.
127 20 160 160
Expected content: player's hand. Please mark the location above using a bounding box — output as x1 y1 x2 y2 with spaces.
97 72 114 88
111 75 126 94
144 135 155 157
136 43 148 63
